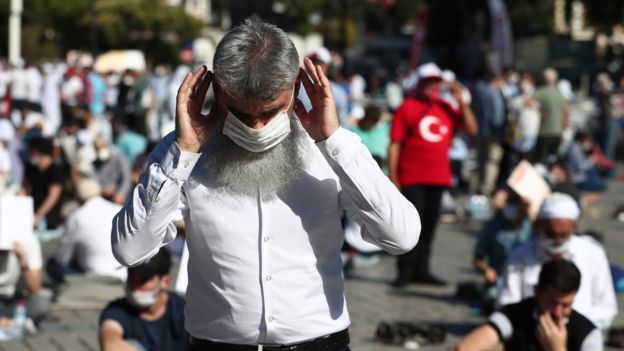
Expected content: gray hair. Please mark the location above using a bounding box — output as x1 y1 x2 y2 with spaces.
213 17 299 102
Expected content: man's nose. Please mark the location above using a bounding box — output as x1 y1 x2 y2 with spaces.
248 120 268 130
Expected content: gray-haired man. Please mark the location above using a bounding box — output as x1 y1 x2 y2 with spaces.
111 17 420 351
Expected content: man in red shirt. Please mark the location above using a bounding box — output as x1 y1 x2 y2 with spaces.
389 63 477 287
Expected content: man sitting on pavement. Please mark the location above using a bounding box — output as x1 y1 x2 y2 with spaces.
46 178 125 283
99 248 188 351
496 192 617 330
455 259 603 351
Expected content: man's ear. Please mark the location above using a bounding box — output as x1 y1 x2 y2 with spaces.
161 274 173 289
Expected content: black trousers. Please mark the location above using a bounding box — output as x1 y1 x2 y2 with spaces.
396 184 445 280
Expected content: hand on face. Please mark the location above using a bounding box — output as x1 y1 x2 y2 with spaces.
175 66 221 153
294 57 340 142
535 312 567 351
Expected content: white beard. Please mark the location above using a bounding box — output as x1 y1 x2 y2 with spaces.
204 117 308 201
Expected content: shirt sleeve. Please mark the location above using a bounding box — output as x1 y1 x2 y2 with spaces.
116 153 132 198
580 329 603 351
54 215 78 266
316 127 420 255
100 301 131 337
487 310 514 341
474 223 492 261
111 132 199 266
495 257 523 309
588 243 618 330
390 103 408 143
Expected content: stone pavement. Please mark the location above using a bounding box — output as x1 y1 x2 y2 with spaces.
2 181 624 350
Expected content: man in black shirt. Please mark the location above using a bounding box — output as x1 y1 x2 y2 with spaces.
99 248 188 351
23 137 64 229
454 259 603 351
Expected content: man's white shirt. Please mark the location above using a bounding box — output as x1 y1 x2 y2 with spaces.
57 197 126 281
496 235 617 330
112 126 420 345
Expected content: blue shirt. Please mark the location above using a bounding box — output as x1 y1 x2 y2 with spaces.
474 215 532 273
100 293 189 351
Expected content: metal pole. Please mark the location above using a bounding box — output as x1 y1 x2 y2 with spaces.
90 0 98 56
9 0 23 65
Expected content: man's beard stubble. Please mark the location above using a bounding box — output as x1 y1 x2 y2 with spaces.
204 117 308 200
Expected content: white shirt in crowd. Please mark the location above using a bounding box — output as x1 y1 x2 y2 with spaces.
10 68 29 101
56 196 126 281
26 67 43 104
497 235 618 330
112 127 420 345
0 234 43 297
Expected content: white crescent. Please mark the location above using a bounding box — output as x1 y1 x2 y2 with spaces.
419 115 447 143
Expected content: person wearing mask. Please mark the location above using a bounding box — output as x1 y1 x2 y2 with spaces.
93 136 131 204
496 192 617 330
566 132 607 193
455 259 603 351
99 248 188 351
111 17 419 350
473 190 532 292
388 62 477 287
22 137 64 230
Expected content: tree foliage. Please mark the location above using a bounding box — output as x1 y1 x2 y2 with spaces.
579 0 624 31
0 0 204 64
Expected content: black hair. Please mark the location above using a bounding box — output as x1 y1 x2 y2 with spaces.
128 248 172 282
28 137 54 156
537 259 581 294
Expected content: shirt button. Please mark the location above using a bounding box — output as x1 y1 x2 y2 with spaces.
263 236 270 242
183 161 190 168
268 316 274 322
265 275 272 282
154 196 160 203
331 149 339 156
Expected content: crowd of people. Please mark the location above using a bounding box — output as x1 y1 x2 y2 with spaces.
0 16 621 350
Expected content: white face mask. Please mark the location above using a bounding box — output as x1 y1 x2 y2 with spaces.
222 92 293 153
97 148 111 161
125 284 161 309
539 237 571 257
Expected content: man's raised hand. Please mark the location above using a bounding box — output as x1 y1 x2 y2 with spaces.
175 65 217 153
294 58 340 142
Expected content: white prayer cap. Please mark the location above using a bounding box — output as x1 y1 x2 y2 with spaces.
0 120 15 141
308 47 332 65
442 69 456 82
416 62 442 81
537 192 580 221
77 178 101 201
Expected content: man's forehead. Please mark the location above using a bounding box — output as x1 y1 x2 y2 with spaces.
224 89 292 114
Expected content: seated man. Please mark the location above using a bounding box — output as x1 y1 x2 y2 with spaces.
46 178 125 283
497 192 617 330
474 189 532 286
99 248 188 351
0 234 50 323
455 259 603 351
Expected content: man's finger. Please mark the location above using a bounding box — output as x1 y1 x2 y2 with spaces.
177 72 194 101
304 58 322 89
194 70 213 101
294 99 310 121
315 64 333 98
180 65 206 96
299 68 316 98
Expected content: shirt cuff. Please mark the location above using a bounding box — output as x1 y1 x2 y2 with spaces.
160 142 201 181
316 127 359 167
